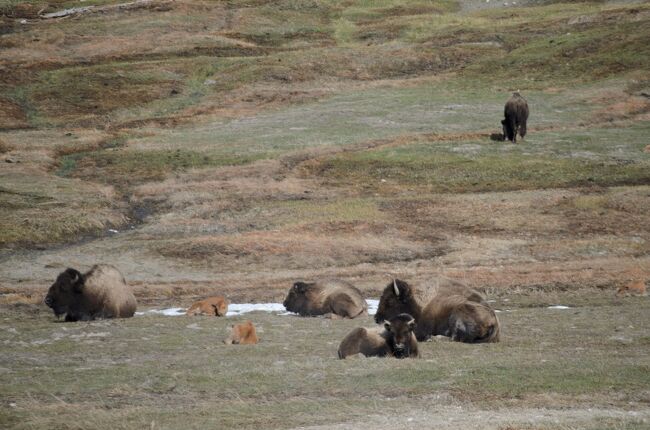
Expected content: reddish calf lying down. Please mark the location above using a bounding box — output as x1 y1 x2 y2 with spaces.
224 321 258 345
186 296 228 316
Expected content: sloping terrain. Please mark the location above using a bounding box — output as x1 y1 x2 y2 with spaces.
0 0 649 428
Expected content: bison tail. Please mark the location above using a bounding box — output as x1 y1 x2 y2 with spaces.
519 122 527 139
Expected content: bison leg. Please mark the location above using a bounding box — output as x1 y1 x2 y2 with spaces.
449 318 476 343
503 118 516 143
519 121 527 140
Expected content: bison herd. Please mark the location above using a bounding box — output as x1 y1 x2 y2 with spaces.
45 264 501 359
41 92 531 357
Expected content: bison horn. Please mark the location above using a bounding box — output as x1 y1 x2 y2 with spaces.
407 318 416 330
393 280 399 297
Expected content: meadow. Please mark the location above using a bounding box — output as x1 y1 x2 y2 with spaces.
1 0 649 427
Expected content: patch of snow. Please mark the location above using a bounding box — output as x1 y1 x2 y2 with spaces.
366 299 379 316
135 307 185 316
548 305 571 309
137 299 381 317
227 303 289 316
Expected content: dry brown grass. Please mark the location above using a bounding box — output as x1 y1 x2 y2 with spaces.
0 138 15 154
0 97 29 130
593 95 650 122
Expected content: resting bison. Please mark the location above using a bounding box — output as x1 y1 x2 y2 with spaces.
501 92 529 143
44 265 136 321
186 296 228 316
224 320 259 345
283 279 367 319
338 313 419 359
375 279 499 343
616 280 647 297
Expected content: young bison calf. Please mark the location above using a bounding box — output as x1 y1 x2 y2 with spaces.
338 313 419 359
186 296 229 316
224 321 258 345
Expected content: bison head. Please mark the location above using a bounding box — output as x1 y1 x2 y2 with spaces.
283 281 311 313
44 268 84 317
384 313 417 359
375 279 416 324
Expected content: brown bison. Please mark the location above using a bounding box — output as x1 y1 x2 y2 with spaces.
338 313 419 359
44 265 136 321
501 91 529 143
224 320 259 345
186 296 229 316
375 279 499 343
283 279 367 319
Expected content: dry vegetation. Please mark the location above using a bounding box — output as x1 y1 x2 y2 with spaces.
1 0 649 428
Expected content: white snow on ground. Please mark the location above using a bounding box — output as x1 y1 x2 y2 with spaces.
136 299 380 317
227 302 293 316
366 299 379 316
135 307 185 316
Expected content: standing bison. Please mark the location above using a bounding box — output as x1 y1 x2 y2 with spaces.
501 91 529 143
44 265 137 321
283 279 367 319
375 279 499 343
338 313 419 359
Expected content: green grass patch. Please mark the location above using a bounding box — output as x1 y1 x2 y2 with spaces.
57 149 264 184
308 124 650 193
1 300 649 428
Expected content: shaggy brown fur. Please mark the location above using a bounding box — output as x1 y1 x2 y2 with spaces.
283 279 367 319
186 296 229 316
375 277 485 324
44 265 136 321
224 321 258 345
338 313 419 359
616 280 647 297
501 92 529 143
375 279 499 343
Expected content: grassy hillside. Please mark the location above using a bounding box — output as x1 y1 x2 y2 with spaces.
1 0 649 428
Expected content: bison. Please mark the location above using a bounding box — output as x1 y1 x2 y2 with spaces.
44 265 136 321
616 280 647 297
224 320 259 345
186 296 229 316
283 279 368 319
375 279 499 343
338 313 419 359
501 91 529 143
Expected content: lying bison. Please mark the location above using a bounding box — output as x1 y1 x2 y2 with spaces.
501 91 529 143
338 313 419 359
44 265 136 321
224 320 259 345
186 296 229 316
375 279 499 343
283 279 367 319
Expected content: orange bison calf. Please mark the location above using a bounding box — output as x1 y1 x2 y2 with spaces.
616 280 647 297
186 296 229 316
338 313 419 359
224 321 258 345
45 265 137 321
